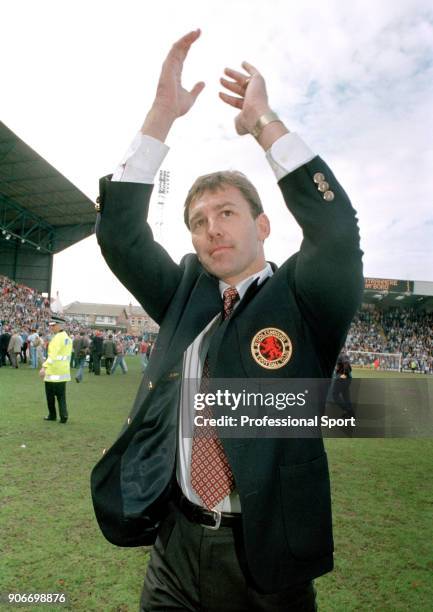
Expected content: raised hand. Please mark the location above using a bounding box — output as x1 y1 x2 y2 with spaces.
219 61 270 136
154 29 205 119
141 29 205 141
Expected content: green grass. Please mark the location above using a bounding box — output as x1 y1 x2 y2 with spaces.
1 363 432 611
1 359 147 612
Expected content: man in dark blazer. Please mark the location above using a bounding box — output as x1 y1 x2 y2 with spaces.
91 30 363 611
0 328 11 366
90 331 104 375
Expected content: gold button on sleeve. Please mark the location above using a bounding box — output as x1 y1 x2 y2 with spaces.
323 190 335 202
313 172 325 183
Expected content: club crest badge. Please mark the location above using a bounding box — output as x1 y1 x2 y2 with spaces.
251 328 292 370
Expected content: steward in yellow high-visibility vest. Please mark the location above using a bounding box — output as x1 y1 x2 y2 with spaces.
43 330 72 382
40 314 72 423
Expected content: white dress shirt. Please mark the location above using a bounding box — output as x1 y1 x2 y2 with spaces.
112 130 315 512
176 263 273 513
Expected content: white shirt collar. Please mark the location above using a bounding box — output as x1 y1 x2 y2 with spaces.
218 262 273 300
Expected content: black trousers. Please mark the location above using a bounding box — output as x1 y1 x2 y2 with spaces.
0 348 10 366
332 379 353 416
92 353 101 375
104 357 114 374
140 503 317 611
44 382 67 421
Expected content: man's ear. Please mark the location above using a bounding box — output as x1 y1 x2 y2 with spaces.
257 213 270 241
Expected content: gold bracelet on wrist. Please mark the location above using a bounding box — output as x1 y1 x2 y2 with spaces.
251 111 283 139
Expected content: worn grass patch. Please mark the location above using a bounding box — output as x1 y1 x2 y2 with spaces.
1 363 432 610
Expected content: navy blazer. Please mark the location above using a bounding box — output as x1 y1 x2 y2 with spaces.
91 156 364 593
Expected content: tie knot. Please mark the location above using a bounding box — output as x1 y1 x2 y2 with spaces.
222 287 239 320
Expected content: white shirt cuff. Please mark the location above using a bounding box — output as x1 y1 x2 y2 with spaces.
266 133 315 181
112 132 169 183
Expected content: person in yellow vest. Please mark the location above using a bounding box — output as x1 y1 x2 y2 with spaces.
39 314 72 423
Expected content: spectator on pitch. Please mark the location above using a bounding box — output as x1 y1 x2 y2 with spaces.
36 333 46 367
0 327 11 367
146 340 154 361
139 337 149 372
8 329 23 368
332 353 354 417
20 330 28 364
69 333 76 369
88 333 95 372
90 331 104 375
103 334 116 374
27 328 40 369
74 331 90 383
111 337 128 374
72 333 81 369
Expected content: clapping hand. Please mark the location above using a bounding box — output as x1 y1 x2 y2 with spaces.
219 61 271 135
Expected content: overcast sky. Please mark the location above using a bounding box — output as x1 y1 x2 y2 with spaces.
2 0 432 307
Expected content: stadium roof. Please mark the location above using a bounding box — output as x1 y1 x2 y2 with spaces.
0 121 95 254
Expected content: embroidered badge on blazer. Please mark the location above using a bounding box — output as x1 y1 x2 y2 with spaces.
251 328 292 369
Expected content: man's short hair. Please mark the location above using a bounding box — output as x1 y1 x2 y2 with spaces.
183 170 264 229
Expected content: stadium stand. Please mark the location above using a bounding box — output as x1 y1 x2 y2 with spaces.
344 306 432 373
0 274 51 330
345 309 387 353
343 277 433 373
1 272 432 373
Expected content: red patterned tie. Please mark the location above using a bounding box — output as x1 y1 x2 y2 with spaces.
190 287 240 509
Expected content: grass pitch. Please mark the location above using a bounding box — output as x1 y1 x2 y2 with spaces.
1 362 432 611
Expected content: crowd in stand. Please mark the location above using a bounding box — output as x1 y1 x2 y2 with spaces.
1 274 51 328
344 310 388 353
344 307 433 373
1 274 432 374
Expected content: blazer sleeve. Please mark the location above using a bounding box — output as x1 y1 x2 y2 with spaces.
95 176 182 325
278 156 364 353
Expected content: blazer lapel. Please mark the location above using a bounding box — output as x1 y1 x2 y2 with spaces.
206 276 270 374
149 265 274 380
152 271 221 378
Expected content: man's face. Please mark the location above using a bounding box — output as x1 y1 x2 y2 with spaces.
188 185 270 286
